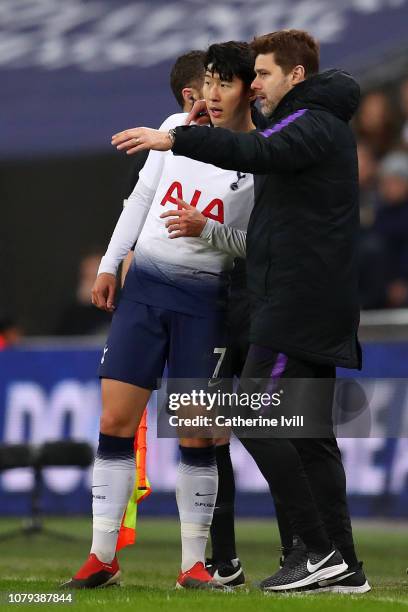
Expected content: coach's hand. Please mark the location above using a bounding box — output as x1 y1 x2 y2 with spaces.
185 100 210 126
92 273 117 312
111 127 172 155
160 198 207 238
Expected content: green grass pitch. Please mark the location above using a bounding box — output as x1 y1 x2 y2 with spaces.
0 517 407 610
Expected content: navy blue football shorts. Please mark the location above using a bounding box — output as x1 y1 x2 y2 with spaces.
98 297 228 391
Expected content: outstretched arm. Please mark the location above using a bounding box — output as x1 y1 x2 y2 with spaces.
172 110 335 173
112 110 334 175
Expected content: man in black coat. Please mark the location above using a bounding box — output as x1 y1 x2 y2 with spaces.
112 30 369 594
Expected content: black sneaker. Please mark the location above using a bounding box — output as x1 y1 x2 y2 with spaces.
205 558 245 587
311 562 371 594
260 548 347 592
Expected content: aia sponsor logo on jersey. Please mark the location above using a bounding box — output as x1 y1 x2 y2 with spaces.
160 181 224 223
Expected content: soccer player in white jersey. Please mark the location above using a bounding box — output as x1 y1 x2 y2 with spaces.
64 42 256 590
120 50 206 284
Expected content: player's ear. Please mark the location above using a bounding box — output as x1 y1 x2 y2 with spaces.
181 87 195 109
291 65 305 85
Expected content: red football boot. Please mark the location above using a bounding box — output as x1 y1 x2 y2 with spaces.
61 554 120 589
176 561 229 590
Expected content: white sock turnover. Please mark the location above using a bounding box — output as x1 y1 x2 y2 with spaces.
176 447 218 572
90 437 135 563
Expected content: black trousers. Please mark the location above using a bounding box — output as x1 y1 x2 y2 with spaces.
236 344 354 553
274 436 354 554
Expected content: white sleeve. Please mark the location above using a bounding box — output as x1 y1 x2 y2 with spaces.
98 179 155 275
98 113 188 276
200 219 247 259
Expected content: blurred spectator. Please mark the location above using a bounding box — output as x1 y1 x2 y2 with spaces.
358 141 379 228
357 141 387 309
400 78 408 146
374 151 408 308
56 252 111 335
0 316 23 349
355 91 398 158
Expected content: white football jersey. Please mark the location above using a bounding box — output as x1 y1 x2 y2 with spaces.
135 113 253 275
99 113 254 315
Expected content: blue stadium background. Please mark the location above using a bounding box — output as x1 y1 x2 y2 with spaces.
2 0 408 520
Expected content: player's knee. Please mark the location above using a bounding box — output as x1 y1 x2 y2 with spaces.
100 410 135 436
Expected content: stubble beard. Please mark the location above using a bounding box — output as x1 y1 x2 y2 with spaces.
261 98 277 118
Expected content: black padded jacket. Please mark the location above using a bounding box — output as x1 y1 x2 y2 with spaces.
172 70 362 369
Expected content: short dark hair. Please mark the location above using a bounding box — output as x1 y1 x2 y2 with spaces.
251 30 319 78
204 41 255 87
170 50 206 108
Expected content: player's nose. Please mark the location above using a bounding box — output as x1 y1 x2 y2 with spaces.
209 85 221 100
251 76 261 90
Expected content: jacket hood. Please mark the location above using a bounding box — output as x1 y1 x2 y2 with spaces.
274 69 360 122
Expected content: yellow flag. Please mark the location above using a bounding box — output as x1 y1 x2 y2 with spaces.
116 410 151 551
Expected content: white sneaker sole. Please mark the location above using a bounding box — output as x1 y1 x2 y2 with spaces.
263 561 348 591
316 580 371 594
175 580 231 591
